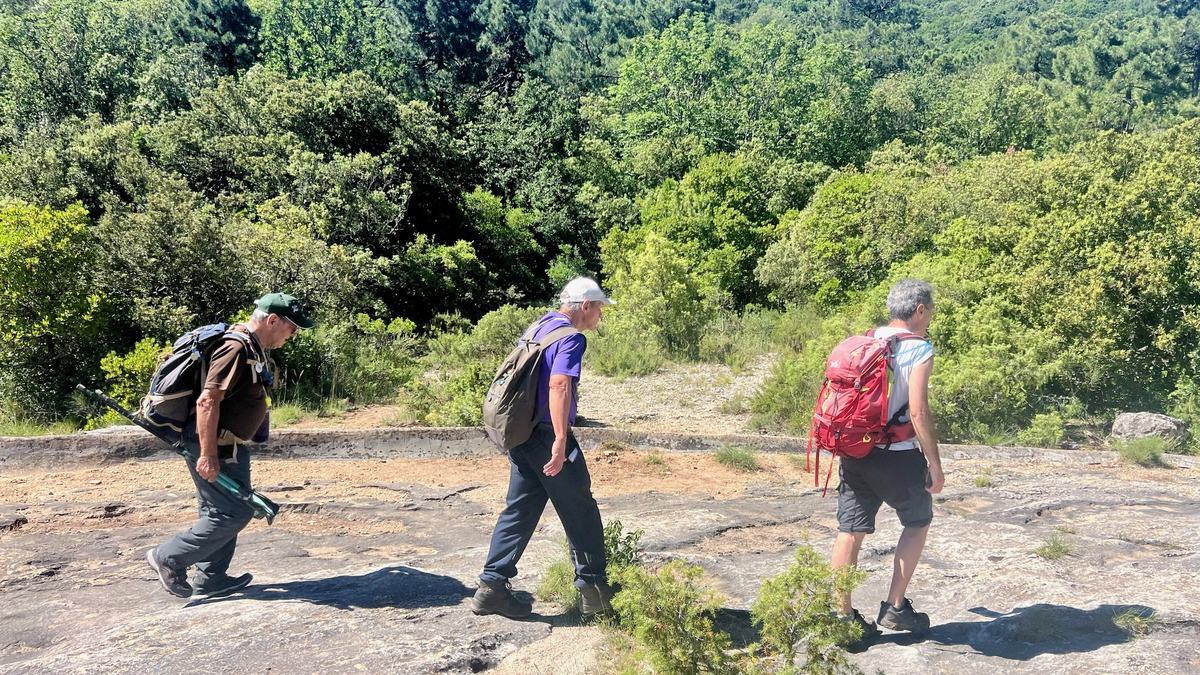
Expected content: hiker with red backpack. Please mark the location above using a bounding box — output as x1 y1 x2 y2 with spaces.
473 277 617 618
808 279 943 648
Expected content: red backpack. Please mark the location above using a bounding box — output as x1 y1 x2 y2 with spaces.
806 329 926 494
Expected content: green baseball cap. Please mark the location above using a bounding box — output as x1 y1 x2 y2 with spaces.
254 292 315 329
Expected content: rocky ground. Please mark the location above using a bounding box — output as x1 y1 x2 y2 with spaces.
1 429 1198 674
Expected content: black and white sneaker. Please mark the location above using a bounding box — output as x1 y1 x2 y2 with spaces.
878 597 930 633
194 572 253 598
146 548 192 598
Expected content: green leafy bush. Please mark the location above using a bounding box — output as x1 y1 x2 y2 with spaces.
536 520 644 610
589 329 666 378
1017 412 1066 448
611 560 734 675
404 305 546 426
0 202 112 420
1115 438 1170 468
751 545 866 671
99 338 169 410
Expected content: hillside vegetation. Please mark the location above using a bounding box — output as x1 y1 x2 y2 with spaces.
3 0 1200 449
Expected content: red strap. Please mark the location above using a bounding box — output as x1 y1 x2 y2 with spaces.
822 455 835 497
805 428 814 474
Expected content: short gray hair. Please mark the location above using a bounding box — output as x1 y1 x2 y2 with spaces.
250 308 271 322
560 300 585 311
886 279 934 320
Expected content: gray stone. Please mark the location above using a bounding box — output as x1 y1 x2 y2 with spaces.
1111 412 1189 445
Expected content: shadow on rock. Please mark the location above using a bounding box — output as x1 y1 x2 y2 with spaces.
185 565 472 611
879 603 1154 659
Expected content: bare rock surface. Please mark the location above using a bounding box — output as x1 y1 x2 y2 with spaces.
1 432 1198 674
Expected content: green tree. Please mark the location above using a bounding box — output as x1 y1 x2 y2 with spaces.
0 202 110 419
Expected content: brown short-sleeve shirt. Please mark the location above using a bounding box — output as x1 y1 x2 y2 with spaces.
204 325 268 442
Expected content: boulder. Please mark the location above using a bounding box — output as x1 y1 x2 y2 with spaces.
1111 412 1188 446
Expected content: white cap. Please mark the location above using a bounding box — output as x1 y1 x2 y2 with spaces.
559 277 616 305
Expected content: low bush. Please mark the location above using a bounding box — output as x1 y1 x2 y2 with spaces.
611 560 734 674
1034 534 1072 560
536 520 644 610
589 329 666 378
278 314 421 406
1017 412 1065 448
98 338 170 410
715 445 760 472
1116 437 1171 468
404 305 546 425
1112 609 1160 639
751 545 866 672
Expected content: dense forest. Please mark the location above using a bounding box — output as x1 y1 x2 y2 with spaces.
4 0 1200 447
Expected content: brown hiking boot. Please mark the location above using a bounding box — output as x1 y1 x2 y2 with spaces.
578 580 615 616
470 581 532 619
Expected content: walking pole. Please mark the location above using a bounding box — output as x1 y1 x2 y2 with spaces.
75 384 280 524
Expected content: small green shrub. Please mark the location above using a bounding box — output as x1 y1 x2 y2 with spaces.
1017 412 1065 448
644 451 667 468
974 475 994 488
1112 609 1160 639
698 308 779 371
271 403 307 427
1116 437 1170 468
1034 534 1072 560
98 338 170 410
404 305 546 425
589 329 666 378
535 547 580 608
770 304 825 353
715 445 760 472
719 394 749 415
611 560 734 674
536 520 645 610
605 519 644 569
751 545 866 671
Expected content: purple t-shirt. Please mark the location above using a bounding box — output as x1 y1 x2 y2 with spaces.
529 312 586 424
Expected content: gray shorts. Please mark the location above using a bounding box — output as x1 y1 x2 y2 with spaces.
836 447 933 534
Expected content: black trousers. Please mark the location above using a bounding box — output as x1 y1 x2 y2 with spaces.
480 424 607 590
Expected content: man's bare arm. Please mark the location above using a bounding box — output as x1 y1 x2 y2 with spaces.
543 374 573 477
908 357 943 494
194 388 225 482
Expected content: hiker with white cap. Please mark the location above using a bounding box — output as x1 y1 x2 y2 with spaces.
472 277 617 618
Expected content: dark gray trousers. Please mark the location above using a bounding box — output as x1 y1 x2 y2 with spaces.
156 433 254 587
480 424 607 591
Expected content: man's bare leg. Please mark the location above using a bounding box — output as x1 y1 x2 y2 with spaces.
831 531 868 615
887 525 928 607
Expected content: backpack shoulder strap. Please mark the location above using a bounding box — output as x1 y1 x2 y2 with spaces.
534 326 579 349
200 327 265 389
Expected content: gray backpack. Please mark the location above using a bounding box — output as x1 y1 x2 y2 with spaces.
482 319 579 451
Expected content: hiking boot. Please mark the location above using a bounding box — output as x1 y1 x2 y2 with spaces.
878 597 930 633
838 609 881 653
194 572 253 598
578 580 615 616
471 581 532 619
146 548 192 598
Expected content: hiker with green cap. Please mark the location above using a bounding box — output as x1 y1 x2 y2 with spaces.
146 293 314 598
